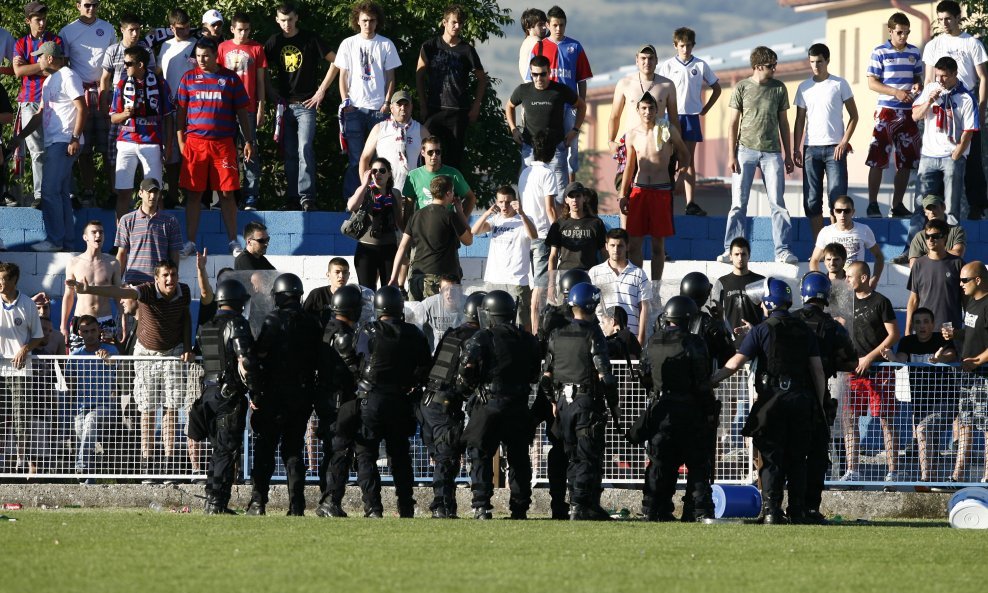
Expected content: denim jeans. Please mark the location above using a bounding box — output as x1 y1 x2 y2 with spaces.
283 103 317 206
563 106 579 174
802 144 848 216
75 408 105 471
521 141 568 201
343 107 387 198
917 155 967 225
237 118 261 202
723 146 792 256
40 142 78 247
20 102 45 202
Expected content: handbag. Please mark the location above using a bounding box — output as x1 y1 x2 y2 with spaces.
341 193 373 240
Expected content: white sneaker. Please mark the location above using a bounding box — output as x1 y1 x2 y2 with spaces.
776 250 798 265
180 241 197 257
31 240 61 252
884 471 900 482
229 240 243 257
838 470 861 481
716 250 731 263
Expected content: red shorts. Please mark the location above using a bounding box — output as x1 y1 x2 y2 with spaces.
180 135 240 193
625 185 674 238
845 372 896 418
865 108 921 170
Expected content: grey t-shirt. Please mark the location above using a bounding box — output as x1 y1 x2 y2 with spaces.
908 224 966 259
729 77 789 153
906 253 964 330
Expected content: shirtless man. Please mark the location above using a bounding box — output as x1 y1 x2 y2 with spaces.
619 92 689 281
608 45 679 158
62 220 122 351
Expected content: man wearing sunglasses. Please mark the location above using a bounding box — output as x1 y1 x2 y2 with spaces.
905 218 963 336
234 221 274 271
809 195 884 287
899 194 966 266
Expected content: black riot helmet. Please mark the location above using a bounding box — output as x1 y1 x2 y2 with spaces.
463 291 487 324
680 272 712 307
332 284 364 320
559 269 592 298
215 279 250 310
663 295 699 327
374 285 404 318
482 290 517 327
272 273 304 298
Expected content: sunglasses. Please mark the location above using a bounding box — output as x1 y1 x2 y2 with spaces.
425 149 442 156
123 61 136 67
250 237 270 245
763 63 778 69
530 71 548 78
82 2 100 8
925 233 945 241
960 277 977 284
370 167 389 174
833 208 853 214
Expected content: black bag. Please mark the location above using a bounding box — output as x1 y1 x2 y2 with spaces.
341 197 372 240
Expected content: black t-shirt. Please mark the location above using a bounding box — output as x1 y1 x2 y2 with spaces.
897 333 956 412
0 85 12 116
545 216 606 271
265 29 331 102
962 293 988 361
420 36 483 110
406 203 469 276
510 81 579 147
234 251 275 271
713 271 765 346
906 254 964 330
302 285 335 326
852 291 897 356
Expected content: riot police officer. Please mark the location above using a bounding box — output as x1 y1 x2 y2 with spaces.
315 284 365 518
194 279 261 515
534 268 591 519
420 291 486 518
354 285 432 518
795 272 857 524
631 296 715 521
678 271 734 521
709 277 826 524
459 290 541 519
248 273 325 516
543 282 620 521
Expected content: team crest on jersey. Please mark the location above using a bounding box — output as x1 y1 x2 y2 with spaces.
97 29 105 37
567 46 575 54
14 318 22 326
691 68 698 76
219 78 226 87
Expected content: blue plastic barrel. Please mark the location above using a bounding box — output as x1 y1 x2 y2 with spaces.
711 484 762 518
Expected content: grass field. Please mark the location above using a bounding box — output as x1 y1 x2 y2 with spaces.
0 510 982 593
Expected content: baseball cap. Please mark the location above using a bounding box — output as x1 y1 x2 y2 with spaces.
390 90 412 104
562 181 587 197
637 44 656 55
140 178 162 192
202 9 224 25
30 41 63 59
921 194 945 209
24 2 47 17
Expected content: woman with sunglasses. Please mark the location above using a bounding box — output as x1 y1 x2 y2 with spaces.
346 157 403 290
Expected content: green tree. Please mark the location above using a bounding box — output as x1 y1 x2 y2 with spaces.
1 0 515 210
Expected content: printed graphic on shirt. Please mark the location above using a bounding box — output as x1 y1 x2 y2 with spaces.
223 48 254 75
281 44 303 73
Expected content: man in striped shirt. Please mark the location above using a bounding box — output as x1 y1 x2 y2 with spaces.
589 227 651 346
114 178 182 285
865 12 924 219
176 37 252 258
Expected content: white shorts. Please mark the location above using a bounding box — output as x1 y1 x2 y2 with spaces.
132 342 185 413
115 141 163 190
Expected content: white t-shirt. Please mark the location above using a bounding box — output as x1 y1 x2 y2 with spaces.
589 260 651 337
518 161 562 238
158 38 196 99
518 37 538 81
58 18 117 83
658 56 718 115
814 222 877 263
335 34 402 110
794 74 853 146
483 213 532 285
922 32 988 91
41 67 85 147
916 82 980 158
0 292 43 377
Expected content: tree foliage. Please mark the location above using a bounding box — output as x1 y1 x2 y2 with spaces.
1 1 516 209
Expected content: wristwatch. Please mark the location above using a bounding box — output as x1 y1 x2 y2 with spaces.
70 134 80 142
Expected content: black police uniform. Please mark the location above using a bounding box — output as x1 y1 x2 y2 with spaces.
533 302 573 519
354 317 432 517
195 307 260 514
420 322 479 517
316 316 361 513
739 309 820 521
544 318 617 518
249 299 324 515
633 324 714 520
795 303 856 519
459 321 541 518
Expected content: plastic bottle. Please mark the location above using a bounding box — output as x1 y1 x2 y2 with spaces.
149 502 163 512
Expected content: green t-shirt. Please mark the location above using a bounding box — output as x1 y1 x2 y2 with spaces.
402 165 472 210
729 77 790 153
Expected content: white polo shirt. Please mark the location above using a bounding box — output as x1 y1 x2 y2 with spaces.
58 18 116 84
589 260 651 337
0 291 43 377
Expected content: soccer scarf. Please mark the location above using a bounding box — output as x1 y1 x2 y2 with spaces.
390 117 411 168
122 71 161 115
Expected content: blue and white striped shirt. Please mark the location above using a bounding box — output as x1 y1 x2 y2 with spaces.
867 40 923 110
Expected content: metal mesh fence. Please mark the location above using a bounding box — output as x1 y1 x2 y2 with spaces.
2 356 986 490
